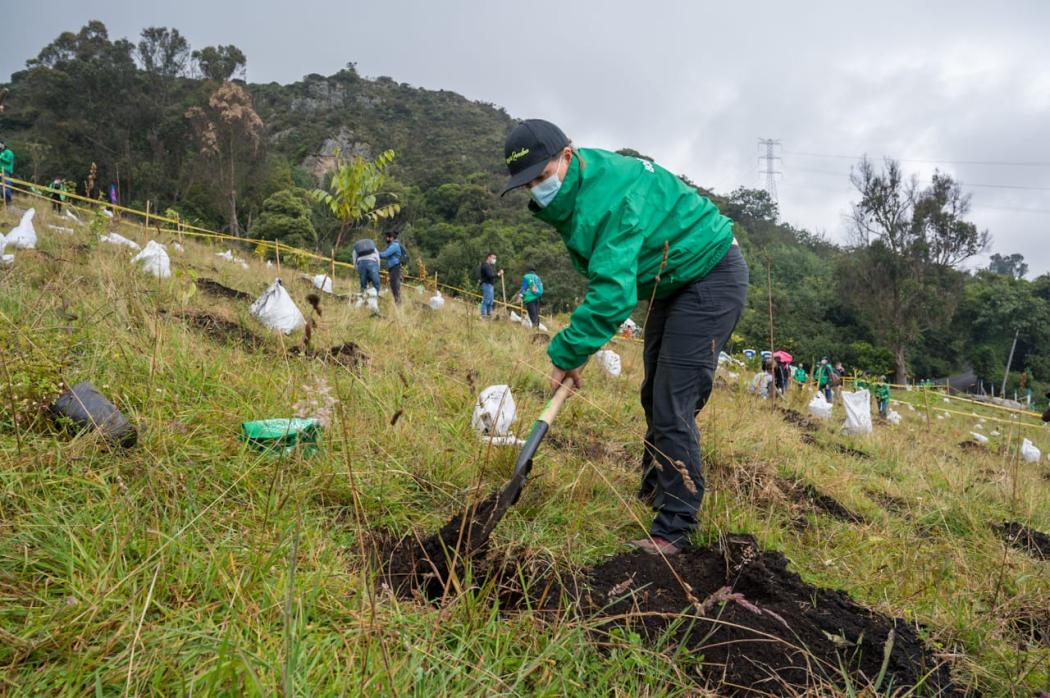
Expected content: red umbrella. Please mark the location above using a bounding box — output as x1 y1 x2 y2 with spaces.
773 350 793 364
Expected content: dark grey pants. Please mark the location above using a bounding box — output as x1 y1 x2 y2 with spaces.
639 245 748 545
525 299 540 327
388 265 402 304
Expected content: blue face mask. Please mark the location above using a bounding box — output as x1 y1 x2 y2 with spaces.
529 171 563 208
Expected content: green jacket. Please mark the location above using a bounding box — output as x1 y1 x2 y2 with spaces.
816 363 833 387
521 272 543 303
793 367 808 383
875 383 891 401
533 148 734 369
0 148 13 175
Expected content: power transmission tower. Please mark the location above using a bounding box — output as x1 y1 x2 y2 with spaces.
757 138 782 203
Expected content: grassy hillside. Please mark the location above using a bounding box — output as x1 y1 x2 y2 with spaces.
1 198 1048 696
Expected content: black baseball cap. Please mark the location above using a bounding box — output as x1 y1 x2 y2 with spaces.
501 119 570 196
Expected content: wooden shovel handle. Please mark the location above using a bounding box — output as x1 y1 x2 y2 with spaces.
539 377 575 424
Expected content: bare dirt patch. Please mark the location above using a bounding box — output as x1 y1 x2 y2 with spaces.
555 534 955 696
289 341 369 368
196 277 253 301
166 309 265 350
995 522 1050 560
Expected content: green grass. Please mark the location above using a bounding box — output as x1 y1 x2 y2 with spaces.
1 199 1048 696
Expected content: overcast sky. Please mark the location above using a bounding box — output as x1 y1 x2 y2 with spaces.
8 1 1050 275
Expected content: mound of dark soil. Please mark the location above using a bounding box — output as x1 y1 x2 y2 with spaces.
1008 607 1049 648
833 443 873 460
289 342 369 367
567 534 955 695
378 492 504 599
196 277 253 301
958 440 986 452
374 512 954 694
531 333 551 344
864 488 908 514
779 408 818 432
996 522 1050 560
167 309 264 349
778 477 866 526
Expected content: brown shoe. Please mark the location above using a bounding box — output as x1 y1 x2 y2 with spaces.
629 536 681 556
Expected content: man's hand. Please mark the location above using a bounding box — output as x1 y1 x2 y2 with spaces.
550 364 583 394
497 269 504 278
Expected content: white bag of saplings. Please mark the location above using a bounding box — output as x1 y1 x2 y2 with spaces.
841 389 873 435
366 287 379 313
6 209 37 249
595 349 622 377
428 290 445 310
312 274 333 293
1020 438 1041 463
472 385 517 437
99 232 141 250
509 310 522 323
216 249 235 262
886 409 902 426
173 242 184 253
969 432 989 444
64 208 80 222
48 225 74 235
808 393 833 420
249 279 305 334
131 240 171 278
537 322 548 332
620 318 639 337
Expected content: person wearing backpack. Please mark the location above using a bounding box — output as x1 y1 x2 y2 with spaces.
477 253 502 318
380 231 404 304
352 238 381 293
520 267 544 327
501 119 748 556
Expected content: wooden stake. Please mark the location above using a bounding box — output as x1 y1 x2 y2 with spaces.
275 240 282 275
144 200 150 238
922 385 931 431
330 248 337 295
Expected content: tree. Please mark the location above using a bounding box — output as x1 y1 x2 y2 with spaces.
725 187 779 225
311 149 400 252
842 159 987 383
254 188 317 250
136 27 190 77
192 45 246 82
615 147 654 162
988 252 1028 279
185 82 264 235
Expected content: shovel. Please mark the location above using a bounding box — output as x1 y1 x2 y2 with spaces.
476 377 575 541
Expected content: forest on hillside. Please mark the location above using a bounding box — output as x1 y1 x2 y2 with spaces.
2 21 1047 402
